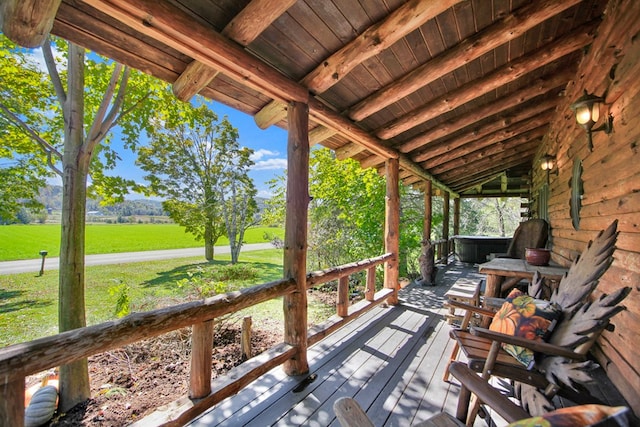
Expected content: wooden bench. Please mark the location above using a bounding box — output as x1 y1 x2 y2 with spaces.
443 278 481 326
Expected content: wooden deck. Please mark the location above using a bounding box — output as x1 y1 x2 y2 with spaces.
187 260 632 426
189 261 486 427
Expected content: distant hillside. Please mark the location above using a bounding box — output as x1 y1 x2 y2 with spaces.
39 186 269 217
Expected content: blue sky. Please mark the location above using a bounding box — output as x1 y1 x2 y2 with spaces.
28 46 289 199
109 101 289 200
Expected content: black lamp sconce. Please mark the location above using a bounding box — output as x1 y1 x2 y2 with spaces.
570 89 613 152
540 154 557 184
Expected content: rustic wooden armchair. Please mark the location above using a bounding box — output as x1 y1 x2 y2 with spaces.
449 220 631 424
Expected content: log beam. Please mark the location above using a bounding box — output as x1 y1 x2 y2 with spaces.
384 158 400 305
418 110 555 168
398 70 573 153
254 0 462 129
172 0 295 101
283 101 310 376
427 126 548 175
0 0 61 47
376 21 597 140
348 0 583 122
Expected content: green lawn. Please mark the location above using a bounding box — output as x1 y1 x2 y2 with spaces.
0 224 284 261
0 249 333 347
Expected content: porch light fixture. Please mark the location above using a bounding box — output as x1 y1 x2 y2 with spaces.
540 154 557 184
570 89 613 152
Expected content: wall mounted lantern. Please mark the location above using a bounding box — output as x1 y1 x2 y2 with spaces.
570 89 613 152
540 154 557 184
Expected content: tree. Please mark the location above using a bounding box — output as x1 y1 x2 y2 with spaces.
137 103 258 262
0 34 166 411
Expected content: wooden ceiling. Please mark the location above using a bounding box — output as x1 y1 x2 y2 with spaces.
19 0 606 197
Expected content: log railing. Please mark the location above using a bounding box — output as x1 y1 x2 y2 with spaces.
433 238 454 264
0 252 393 427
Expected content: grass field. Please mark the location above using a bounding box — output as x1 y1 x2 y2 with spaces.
0 224 284 261
0 249 339 347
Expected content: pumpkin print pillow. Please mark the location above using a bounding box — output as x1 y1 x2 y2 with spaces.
507 404 631 427
489 289 561 368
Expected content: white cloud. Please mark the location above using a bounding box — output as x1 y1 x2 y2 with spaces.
250 149 279 161
257 188 274 198
253 158 287 170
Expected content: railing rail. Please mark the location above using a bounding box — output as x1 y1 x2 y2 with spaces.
0 252 394 427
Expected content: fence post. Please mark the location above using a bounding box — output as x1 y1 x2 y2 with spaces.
366 266 376 302
337 276 349 317
1 378 24 427
190 320 214 399
241 316 252 361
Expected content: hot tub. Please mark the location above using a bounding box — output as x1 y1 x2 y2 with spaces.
454 235 511 264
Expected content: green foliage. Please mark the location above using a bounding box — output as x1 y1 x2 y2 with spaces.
137 103 258 262
108 281 131 318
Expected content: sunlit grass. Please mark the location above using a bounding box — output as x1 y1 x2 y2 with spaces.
0 224 284 261
0 249 335 347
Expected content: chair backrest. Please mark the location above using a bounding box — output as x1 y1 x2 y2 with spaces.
528 221 631 386
505 218 549 259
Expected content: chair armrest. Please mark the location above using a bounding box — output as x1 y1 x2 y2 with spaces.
449 362 530 423
446 300 496 318
470 327 586 360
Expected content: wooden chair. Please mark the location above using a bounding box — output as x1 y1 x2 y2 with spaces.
495 218 550 294
449 220 631 424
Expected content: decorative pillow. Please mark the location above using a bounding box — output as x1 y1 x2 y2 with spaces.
489 289 561 368
507 404 631 427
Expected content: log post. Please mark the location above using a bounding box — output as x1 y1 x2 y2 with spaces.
365 266 376 302
1 378 24 427
423 180 433 242
384 158 400 305
283 101 310 376
453 197 460 255
442 192 450 265
241 316 252 361
189 320 214 399
337 276 349 317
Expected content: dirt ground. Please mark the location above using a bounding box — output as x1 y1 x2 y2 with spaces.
33 292 337 426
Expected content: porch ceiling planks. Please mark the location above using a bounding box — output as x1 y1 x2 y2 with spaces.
3 0 608 197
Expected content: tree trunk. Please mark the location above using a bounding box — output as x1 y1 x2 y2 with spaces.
58 42 90 412
204 222 214 261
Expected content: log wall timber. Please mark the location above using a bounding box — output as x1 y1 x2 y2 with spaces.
0 0 62 47
534 0 640 413
348 0 583 122
253 0 462 129
376 22 598 140
282 101 310 376
384 158 400 305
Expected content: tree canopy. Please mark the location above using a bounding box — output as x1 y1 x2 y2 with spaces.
137 103 258 262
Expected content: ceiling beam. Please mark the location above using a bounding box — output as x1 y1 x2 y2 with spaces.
172 0 296 101
415 107 556 165
0 0 62 47
398 70 573 153
253 0 462 129
347 0 583 122
435 135 542 178
376 21 597 140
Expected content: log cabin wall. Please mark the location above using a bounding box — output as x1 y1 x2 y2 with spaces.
533 0 640 410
